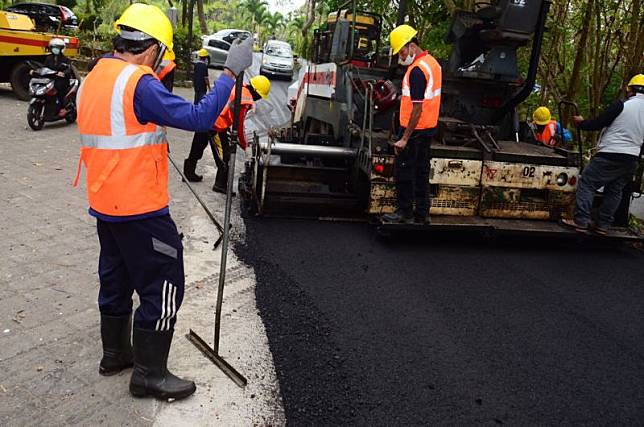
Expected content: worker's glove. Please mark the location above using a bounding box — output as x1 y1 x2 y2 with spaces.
224 37 253 77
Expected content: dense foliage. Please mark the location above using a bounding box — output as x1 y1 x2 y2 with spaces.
7 0 637 119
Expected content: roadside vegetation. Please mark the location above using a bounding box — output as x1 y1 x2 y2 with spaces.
4 0 639 133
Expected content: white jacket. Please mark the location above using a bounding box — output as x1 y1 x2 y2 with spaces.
597 93 644 157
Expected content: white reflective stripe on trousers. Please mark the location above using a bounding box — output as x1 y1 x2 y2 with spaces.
156 281 176 331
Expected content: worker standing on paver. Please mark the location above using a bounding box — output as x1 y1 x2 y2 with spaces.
73 3 252 400
184 75 271 192
383 24 441 225
531 106 571 147
561 74 644 235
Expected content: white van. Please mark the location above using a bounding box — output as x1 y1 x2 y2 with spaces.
259 40 295 80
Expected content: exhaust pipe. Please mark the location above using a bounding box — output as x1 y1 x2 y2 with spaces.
259 142 357 159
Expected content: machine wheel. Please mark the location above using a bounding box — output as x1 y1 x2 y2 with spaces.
10 61 36 101
27 103 44 130
238 175 257 219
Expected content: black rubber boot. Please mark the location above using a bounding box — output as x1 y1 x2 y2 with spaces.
183 159 203 182
129 328 196 401
382 210 414 224
99 313 133 376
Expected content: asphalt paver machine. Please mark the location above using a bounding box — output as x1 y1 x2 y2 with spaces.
239 0 642 240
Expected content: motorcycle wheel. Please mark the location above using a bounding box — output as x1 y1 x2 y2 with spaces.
27 103 45 131
65 109 77 124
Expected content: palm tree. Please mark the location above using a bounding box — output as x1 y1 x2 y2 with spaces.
241 0 268 33
265 12 284 38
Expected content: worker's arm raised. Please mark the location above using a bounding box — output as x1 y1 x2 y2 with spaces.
133 73 235 132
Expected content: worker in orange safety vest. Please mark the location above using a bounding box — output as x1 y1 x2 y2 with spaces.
382 24 441 225
532 106 572 147
74 3 252 401
183 75 271 193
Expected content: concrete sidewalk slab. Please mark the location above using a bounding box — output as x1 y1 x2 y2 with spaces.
0 84 284 426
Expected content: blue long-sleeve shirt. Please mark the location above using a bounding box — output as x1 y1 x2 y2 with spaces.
133 73 234 131
89 57 234 222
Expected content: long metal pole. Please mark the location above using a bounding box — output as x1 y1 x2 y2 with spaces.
213 72 244 353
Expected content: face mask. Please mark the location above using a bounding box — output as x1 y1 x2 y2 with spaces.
51 47 61 55
398 53 415 66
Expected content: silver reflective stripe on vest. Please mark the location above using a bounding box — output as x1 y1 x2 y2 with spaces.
80 128 166 149
402 58 441 100
80 64 167 149
111 64 139 136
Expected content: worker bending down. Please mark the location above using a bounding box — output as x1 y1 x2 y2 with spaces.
183 75 271 193
531 106 571 147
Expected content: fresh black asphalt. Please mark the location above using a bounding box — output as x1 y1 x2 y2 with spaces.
236 218 644 425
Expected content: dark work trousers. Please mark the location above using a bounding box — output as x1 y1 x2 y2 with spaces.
213 131 232 189
187 85 209 172
187 130 211 163
394 131 432 218
54 77 70 108
186 130 231 189
574 154 638 228
96 215 185 331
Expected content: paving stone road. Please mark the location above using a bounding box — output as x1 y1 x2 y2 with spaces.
0 72 285 426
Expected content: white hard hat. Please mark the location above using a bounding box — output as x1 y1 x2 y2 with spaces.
48 38 66 50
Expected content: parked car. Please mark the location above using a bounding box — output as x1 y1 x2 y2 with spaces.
201 29 252 68
5 3 78 31
259 40 294 80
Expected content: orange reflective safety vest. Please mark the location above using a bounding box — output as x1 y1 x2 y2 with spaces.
400 51 442 130
156 59 176 81
213 86 254 132
74 59 169 216
535 120 558 146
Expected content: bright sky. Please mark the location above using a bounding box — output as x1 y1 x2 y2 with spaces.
267 0 306 16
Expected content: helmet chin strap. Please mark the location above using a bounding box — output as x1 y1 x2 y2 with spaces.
151 44 166 71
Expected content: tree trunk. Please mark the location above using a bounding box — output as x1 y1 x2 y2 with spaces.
565 0 594 101
182 0 188 26
197 0 208 34
301 0 316 38
622 0 643 88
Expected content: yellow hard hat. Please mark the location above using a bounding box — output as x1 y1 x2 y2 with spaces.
533 106 551 125
250 75 271 99
627 74 644 88
114 3 174 56
197 48 209 57
163 50 175 61
389 24 418 55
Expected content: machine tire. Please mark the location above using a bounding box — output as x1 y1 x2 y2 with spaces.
238 175 257 219
27 103 45 130
10 61 36 101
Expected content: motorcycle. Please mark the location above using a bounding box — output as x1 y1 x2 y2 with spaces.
27 62 79 131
